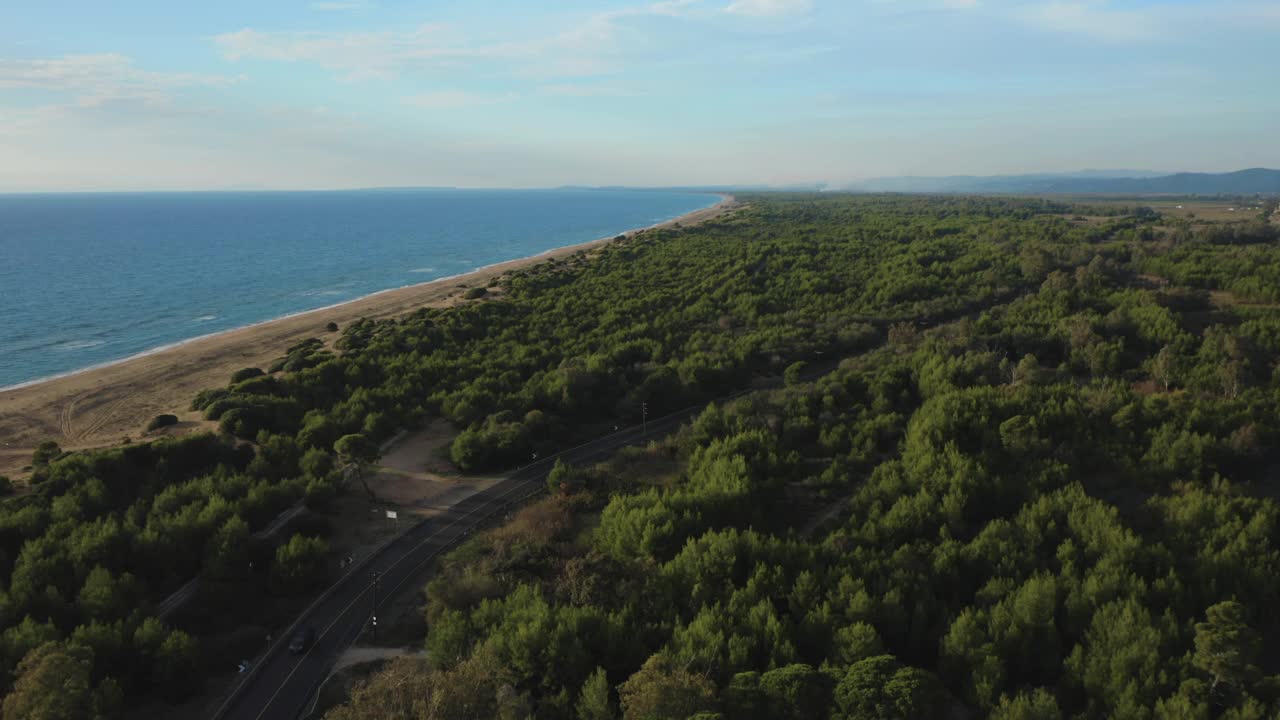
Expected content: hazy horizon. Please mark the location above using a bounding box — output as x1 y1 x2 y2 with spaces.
3 0 1278 192
6 167 1280 196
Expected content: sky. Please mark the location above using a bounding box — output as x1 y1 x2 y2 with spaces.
1 0 1277 191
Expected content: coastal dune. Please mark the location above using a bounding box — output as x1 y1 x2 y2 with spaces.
0 197 738 479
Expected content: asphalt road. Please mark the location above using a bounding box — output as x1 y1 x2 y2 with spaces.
213 407 702 720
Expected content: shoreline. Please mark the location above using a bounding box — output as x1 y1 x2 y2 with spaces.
0 193 730 396
0 194 738 477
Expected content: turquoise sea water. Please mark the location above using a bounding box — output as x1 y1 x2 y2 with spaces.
0 189 717 390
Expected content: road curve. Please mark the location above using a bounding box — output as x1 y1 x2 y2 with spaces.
213 408 702 720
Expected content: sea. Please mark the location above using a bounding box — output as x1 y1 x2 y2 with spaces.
0 189 718 390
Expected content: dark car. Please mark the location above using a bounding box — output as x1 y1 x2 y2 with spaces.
288 626 315 655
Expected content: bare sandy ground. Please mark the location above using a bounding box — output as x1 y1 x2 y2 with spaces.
0 195 739 479
364 419 502 509
331 646 423 673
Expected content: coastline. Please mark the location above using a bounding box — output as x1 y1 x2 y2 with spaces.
0 194 738 478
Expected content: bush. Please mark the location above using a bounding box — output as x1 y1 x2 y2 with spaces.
784 361 809 386
230 367 265 384
325 321 339 332
283 352 327 373
273 534 329 593
219 409 246 436
334 434 379 464
232 375 284 397
31 441 61 468
287 338 324 354
304 478 338 510
145 414 179 432
190 387 229 411
203 398 238 421
546 459 579 494
0 476 12 496
464 287 488 300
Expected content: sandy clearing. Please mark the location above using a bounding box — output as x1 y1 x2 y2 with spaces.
364 420 501 510
331 646 423 673
0 196 739 480
378 419 459 477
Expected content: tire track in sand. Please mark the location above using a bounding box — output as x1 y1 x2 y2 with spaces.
70 392 138 444
58 395 82 442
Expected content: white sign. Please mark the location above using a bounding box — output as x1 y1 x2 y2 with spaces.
385 510 398 520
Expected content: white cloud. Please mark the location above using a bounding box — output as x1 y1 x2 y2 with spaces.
724 0 813 17
215 25 458 80
0 54 234 92
0 53 238 104
215 19 624 81
1017 0 1280 43
537 83 638 97
214 1 739 83
647 0 705 17
403 90 515 109
1019 2 1156 42
311 1 373 10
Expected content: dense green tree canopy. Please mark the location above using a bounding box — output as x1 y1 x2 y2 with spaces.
322 196 1280 720
6 194 1280 715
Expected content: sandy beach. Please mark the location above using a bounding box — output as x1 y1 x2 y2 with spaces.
0 195 738 479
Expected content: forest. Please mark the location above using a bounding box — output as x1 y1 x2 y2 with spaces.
1 193 1279 718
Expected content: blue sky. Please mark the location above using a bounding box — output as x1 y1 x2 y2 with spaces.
1 0 1277 191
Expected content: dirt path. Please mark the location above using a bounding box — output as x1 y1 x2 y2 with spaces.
799 494 852 539
331 646 422 673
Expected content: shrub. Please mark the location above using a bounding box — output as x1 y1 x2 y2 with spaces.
546 458 578 494
0 476 12 496
190 387 229 411
283 352 327 373
334 434 379 464
784 361 809 386
287 338 323 354
273 534 329 593
464 287 488 300
230 367 265 384
31 441 61 468
232 375 284 397
304 478 338 510
145 414 179 432
203 398 238 421
325 321 339 332
219 409 246 436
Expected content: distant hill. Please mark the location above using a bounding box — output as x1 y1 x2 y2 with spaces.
844 168 1280 195
560 184 828 193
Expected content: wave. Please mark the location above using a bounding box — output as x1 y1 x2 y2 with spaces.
54 339 106 351
297 288 353 298
410 267 437 273
194 315 218 322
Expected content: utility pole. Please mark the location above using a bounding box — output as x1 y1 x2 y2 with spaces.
370 570 382 641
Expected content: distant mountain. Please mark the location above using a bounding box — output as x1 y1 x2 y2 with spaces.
559 184 828 193
844 168 1280 195
351 186 461 192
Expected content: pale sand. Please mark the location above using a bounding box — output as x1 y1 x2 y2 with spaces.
0 196 739 479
